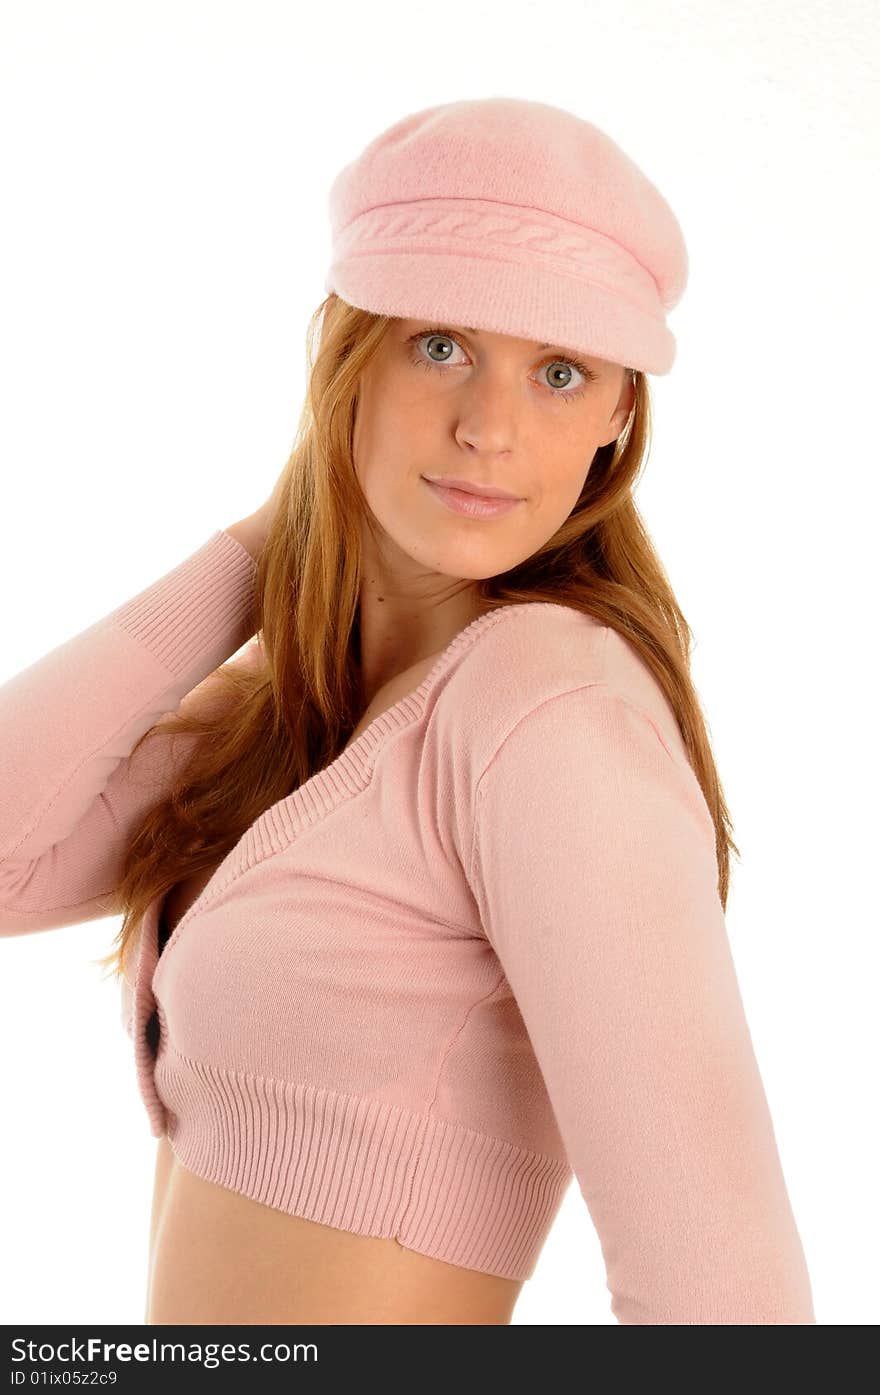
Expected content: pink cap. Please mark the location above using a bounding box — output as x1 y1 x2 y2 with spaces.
324 97 689 376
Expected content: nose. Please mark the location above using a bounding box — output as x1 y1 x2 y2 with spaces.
454 376 521 458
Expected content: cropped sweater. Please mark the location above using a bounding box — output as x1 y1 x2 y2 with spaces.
0 528 816 1323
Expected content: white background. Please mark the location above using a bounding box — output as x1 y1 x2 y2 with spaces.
1 0 877 1327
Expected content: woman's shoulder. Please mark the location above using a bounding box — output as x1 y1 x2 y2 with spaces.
455 600 609 688
434 600 686 776
428 602 606 777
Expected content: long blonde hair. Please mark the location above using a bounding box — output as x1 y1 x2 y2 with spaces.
96 292 739 985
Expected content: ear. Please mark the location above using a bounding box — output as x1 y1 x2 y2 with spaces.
600 369 637 447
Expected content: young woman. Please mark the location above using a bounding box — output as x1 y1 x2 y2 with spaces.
0 97 816 1325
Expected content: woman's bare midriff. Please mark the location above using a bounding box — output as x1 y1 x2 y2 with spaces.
146 1134 523 1324
145 650 524 1325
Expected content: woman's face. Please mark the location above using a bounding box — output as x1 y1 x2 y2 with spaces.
352 317 636 584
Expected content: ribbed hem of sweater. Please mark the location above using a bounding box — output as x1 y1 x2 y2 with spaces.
153 1040 572 1283
109 529 257 675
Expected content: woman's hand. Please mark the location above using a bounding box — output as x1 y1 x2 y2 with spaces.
224 468 289 562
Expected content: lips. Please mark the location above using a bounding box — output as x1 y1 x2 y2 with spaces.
422 477 523 520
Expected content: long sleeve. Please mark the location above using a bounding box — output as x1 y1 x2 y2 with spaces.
468 681 816 1325
0 529 258 935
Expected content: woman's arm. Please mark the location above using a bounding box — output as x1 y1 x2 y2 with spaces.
469 682 816 1324
0 529 258 935
223 514 268 563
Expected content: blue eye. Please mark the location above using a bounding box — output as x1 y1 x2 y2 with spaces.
406 327 596 403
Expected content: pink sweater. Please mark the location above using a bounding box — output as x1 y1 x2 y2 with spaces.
0 528 815 1323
